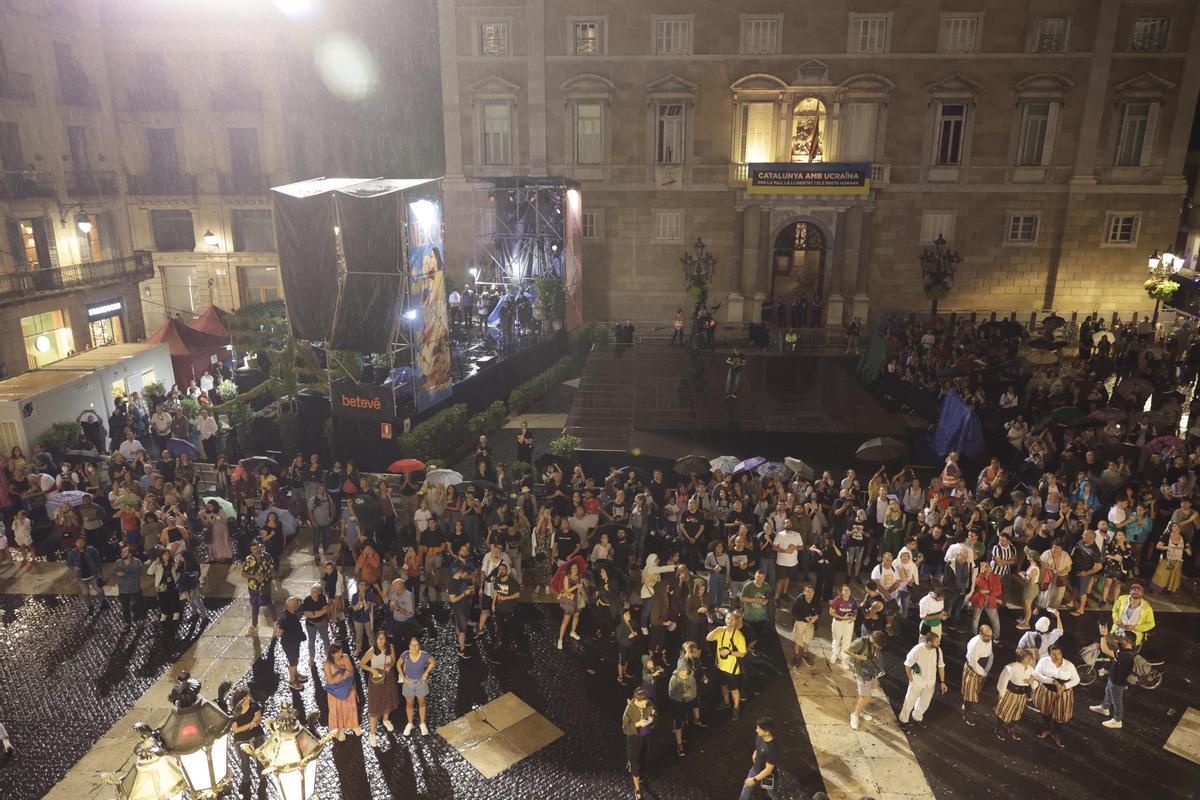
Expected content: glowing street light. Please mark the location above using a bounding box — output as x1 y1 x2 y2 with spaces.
158 675 232 799
203 230 220 249
240 703 334 800
103 726 190 800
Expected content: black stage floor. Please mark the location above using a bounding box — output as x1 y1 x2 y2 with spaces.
566 344 907 464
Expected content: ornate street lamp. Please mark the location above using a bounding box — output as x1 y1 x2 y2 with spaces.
240 703 335 800
919 233 962 317
103 725 190 800
680 237 717 286
1145 248 1181 325
158 674 232 799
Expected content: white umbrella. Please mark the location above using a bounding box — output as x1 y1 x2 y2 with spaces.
709 455 740 474
426 468 464 488
784 457 814 480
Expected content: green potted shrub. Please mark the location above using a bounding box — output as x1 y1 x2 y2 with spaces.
549 434 580 462
37 421 84 457
534 274 567 330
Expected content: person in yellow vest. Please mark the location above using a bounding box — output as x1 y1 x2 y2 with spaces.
706 609 748 720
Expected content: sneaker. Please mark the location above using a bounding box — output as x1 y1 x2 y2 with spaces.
557 639 563 650
420 723 429 736
383 719 395 732
369 732 378 747
160 614 167 621
859 711 874 722
850 713 860 730
336 730 346 742
403 723 414 736
569 632 581 641
731 708 740 721
1102 719 1123 729
1089 705 1111 717
172 613 180 620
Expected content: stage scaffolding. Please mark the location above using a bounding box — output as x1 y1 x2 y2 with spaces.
471 177 571 291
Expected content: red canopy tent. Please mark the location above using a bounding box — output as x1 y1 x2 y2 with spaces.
189 305 230 339
146 317 229 389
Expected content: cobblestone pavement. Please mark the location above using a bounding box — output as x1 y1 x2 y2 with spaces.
228 603 824 799
0 594 228 800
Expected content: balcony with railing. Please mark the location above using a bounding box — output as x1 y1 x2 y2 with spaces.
212 87 263 112
0 170 56 199
58 77 100 108
127 172 196 195
0 72 36 103
1131 33 1169 52
0 251 154 307
1036 33 1066 52
66 169 118 197
126 86 179 111
218 173 271 195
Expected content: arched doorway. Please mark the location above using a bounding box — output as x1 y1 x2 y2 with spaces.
770 220 827 318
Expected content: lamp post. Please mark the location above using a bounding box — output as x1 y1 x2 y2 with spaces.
1146 249 1180 325
103 725 191 800
240 702 335 800
918 233 962 318
680 237 717 287
158 674 232 800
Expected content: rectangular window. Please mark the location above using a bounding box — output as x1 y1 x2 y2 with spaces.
850 16 890 54
162 266 201 316
1105 213 1139 245
572 21 604 55
146 128 180 174
238 266 281 306
839 102 879 162
1116 102 1151 166
575 102 604 164
581 210 603 240
934 103 966 166
738 102 775 163
21 310 73 369
655 103 684 164
941 16 981 53
920 212 955 244
150 209 195 251
479 21 510 56
481 103 512 165
1033 17 1068 52
9 217 57 271
231 209 275 252
228 128 261 174
1016 103 1052 166
741 17 780 55
1131 17 1170 52
654 18 691 55
1007 214 1040 243
653 211 682 242
0 120 22 171
67 126 90 170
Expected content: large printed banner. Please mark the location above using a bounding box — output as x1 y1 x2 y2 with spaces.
746 162 871 195
407 197 453 411
331 380 397 421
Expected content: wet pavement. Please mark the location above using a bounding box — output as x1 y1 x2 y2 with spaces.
0 594 228 800
229 603 823 799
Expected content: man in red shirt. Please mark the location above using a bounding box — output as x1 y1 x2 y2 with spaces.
969 560 1002 636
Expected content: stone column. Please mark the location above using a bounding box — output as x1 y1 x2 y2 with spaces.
730 205 761 322
437 0 463 178
527 0 548 175
851 207 874 323
1071 0 1120 182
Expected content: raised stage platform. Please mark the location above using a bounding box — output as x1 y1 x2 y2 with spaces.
565 343 909 468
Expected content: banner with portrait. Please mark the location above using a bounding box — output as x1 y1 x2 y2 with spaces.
406 196 453 411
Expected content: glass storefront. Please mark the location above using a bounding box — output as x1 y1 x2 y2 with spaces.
21 310 74 369
86 297 126 347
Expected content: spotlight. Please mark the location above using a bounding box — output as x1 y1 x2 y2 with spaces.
469 267 479 280
404 309 418 321
409 199 438 226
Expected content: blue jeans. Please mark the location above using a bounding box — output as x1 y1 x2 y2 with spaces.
1102 678 1126 721
707 571 728 606
944 592 966 623
737 766 781 800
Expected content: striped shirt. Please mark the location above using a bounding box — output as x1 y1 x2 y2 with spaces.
990 543 1017 577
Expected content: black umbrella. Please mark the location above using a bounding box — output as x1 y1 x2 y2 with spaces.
1041 315 1066 330
1027 337 1059 351
673 454 709 476
1029 416 1059 434
935 367 970 378
1101 478 1134 505
856 437 907 462
594 522 626 539
618 465 649 484
534 453 563 473
1063 416 1103 430
65 449 106 464
470 478 501 493
241 456 280 473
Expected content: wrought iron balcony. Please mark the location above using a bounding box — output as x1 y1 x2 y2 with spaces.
0 251 154 307
0 170 56 199
0 73 36 103
1131 33 1168 52
126 86 179 111
218 173 270 195
66 169 118 197
1036 33 1066 52
212 88 263 112
127 173 196 195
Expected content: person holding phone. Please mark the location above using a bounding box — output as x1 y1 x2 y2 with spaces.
622 688 656 800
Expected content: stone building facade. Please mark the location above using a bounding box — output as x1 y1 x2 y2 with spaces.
438 0 1200 325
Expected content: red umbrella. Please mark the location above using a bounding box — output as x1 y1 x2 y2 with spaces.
387 458 426 474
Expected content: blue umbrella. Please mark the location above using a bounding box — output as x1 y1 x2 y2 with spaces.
733 456 767 474
756 461 790 480
46 490 90 518
166 437 199 459
256 506 298 537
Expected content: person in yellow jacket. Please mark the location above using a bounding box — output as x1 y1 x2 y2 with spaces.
1110 582 1155 646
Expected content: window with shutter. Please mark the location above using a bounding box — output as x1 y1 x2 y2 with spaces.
839 103 878 162
920 212 955 244
739 103 774 164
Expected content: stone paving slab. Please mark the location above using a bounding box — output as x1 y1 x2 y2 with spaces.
1164 707 1200 766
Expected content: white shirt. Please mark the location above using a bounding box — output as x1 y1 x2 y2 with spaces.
944 541 976 565
198 415 219 440
773 530 804 567
965 634 994 677
894 557 917 589
903 642 944 685
199 374 214 392
1017 626 1063 660
917 594 944 621
870 563 899 597
151 411 172 434
119 439 145 460
413 508 432 532
997 661 1034 695
1034 655 1080 690
479 550 511 597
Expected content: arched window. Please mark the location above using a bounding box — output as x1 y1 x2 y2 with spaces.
791 97 826 163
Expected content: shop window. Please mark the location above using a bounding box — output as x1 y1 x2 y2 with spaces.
21 310 74 369
239 265 281 305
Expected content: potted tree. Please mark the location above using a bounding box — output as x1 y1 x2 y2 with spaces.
534 274 567 331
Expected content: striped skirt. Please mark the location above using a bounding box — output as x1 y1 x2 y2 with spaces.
961 669 984 704
1032 683 1074 723
994 689 1028 723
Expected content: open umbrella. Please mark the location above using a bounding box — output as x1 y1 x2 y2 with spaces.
46 490 89 517
1089 407 1127 422
594 522 626 539
956 357 989 372
470 478 501 494
201 496 236 518
425 468 463 488
241 456 280 473
709 455 740 474
65 449 106 464
673 455 709 476
756 461 791 481
935 366 970 378
1050 406 1086 424
617 466 649 484
1146 435 1185 453
1029 416 1058 435
784 457 815 480
166 437 199 459
256 506 298 536
1041 314 1066 331
535 453 563 474
114 493 142 509
387 458 426 474
1063 416 1103 430
856 437 907 462
1027 337 1060 351
1024 350 1059 366
733 456 767 475
1092 330 1116 345
1114 378 1153 399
